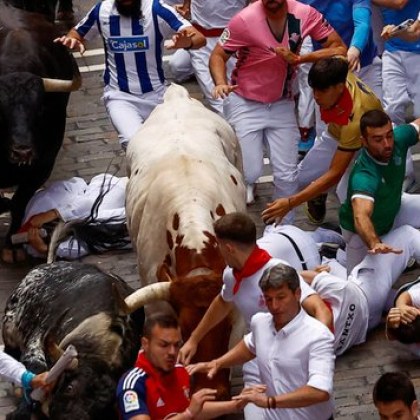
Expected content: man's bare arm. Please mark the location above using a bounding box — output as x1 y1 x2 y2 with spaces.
352 197 402 255
262 149 355 224
178 295 234 364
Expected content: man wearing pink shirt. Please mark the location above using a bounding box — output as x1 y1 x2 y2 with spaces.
210 0 346 214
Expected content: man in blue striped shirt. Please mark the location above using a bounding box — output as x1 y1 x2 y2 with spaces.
55 0 205 149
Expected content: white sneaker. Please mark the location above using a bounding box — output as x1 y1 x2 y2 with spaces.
246 184 256 205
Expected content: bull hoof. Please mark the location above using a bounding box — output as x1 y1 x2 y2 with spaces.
2 248 27 264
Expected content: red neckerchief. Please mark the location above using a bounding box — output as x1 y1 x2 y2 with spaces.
322 299 335 334
320 86 353 126
232 247 271 295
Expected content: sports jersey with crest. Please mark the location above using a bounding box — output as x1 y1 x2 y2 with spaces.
117 351 190 420
219 0 333 103
340 124 418 235
75 0 190 95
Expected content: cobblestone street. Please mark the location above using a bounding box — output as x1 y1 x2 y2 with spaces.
1 2 420 418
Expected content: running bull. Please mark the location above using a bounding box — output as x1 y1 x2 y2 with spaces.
0 4 80 262
2 261 166 420
125 84 246 398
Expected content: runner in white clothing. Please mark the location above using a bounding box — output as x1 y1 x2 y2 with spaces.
169 0 247 113
178 213 332 419
302 224 420 355
188 262 335 420
18 174 130 259
55 0 205 149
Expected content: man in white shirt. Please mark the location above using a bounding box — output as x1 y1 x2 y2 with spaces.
178 212 331 419
55 0 205 149
302 224 420 355
188 262 335 420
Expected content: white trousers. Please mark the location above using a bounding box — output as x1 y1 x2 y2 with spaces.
168 48 193 82
296 37 315 129
349 225 420 330
169 37 236 114
382 50 420 124
102 85 165 148
224 93 299 223
297 129 355 203
258 224 321 271
344 193 420 273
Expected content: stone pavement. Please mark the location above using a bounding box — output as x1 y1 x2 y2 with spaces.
1 2 420 418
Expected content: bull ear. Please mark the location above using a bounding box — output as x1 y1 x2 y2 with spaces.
157 263 174 283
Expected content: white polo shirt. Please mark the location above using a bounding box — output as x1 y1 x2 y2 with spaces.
221 257 316 327
312 272 369 355
245 311 335 420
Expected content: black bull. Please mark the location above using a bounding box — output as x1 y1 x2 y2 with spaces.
2 261 146 420
2 0 73 21
0 4 80 254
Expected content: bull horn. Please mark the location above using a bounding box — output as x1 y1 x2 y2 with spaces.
42 73 82 92
124 282 171 313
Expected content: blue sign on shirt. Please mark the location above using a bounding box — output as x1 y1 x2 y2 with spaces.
108 36 150 52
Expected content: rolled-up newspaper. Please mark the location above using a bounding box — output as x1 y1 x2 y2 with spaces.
11 229 47 245
391 18 415 35
30 345 78 402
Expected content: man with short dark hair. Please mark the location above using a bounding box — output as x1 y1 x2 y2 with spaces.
210 0 346 208
373 372 420 420
386 278 420 356
116 313 242 420
262 57 383 226
188 262 335 420
339 109 420 272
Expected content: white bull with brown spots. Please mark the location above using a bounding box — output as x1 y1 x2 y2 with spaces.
125 84 246 398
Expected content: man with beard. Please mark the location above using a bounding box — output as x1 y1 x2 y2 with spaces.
116 313 244 419
339 109 420 271
209 0 346 208
55 0 205 150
